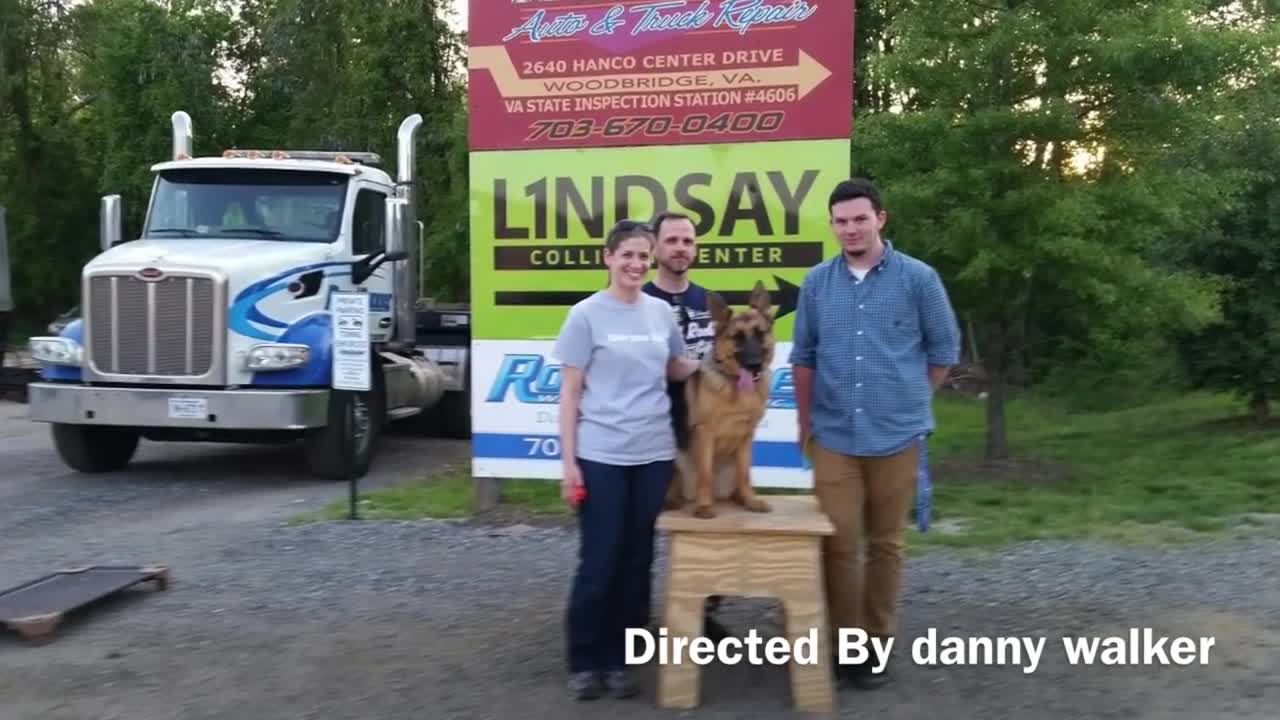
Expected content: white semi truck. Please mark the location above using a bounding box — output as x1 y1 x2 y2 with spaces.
26 111 471 480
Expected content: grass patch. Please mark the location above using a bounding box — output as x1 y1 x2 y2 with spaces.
293 391 1280 551
291 462 568 524
912 391 1280 550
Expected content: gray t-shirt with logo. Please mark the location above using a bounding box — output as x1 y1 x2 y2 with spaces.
553 290 686 466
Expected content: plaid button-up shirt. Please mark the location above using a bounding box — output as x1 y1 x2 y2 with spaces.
789 241 961 457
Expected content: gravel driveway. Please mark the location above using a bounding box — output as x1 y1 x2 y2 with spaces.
1 399 1277 719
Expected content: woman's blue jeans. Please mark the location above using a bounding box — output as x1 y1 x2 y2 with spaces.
565 457 672 673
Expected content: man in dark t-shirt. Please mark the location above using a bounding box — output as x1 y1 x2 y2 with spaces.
642 213 715 358
642 279 715 363
642 210 730 642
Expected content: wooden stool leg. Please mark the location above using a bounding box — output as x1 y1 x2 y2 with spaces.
657 536 705 709
780 542 835 713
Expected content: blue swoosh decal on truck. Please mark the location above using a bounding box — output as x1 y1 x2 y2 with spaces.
250 312 334 386
229 261 385 341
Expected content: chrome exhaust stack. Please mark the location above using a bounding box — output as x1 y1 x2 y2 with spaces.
171 111 193 160
394 114 423 345
100 195 122 253
397 114 422 188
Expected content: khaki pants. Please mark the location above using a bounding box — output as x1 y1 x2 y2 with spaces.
811 439 919 645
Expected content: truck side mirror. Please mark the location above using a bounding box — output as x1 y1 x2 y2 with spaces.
384 197 409 262
351 197 410 285
100 195 122 253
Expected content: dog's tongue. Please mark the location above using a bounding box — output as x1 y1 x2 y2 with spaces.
737 368 754 392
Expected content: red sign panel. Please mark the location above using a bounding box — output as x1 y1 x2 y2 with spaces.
467 0 854 151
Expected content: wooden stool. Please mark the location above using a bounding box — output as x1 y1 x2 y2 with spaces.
655 495 836 713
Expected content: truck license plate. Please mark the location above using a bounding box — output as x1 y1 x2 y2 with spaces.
168 397 207 419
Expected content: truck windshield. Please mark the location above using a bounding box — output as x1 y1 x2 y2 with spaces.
144 168 349 243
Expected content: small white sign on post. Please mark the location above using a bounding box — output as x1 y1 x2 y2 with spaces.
330 291 371 392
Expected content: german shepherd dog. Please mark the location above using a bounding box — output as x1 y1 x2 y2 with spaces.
666 280 775 519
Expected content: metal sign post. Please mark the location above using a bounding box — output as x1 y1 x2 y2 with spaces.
349 470 359 521
0 207 12 365
331 291 371 520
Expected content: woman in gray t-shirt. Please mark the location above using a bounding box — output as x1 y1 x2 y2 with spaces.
554 219 699 700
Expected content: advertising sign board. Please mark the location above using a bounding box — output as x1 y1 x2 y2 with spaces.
467 0 854 151
467 0 854 486
469 138 846 341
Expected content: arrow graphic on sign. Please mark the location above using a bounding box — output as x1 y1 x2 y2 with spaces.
469 45 832 99
495 275 803 320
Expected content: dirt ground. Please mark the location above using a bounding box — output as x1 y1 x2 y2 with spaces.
2 400 1277 719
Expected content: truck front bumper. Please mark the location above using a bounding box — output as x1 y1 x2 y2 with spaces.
27 383 329 430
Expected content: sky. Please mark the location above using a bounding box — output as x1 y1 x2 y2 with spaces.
448 0 468 33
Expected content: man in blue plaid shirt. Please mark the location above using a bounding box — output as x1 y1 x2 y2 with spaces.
790 178 961 689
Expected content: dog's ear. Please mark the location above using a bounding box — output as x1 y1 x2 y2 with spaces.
749 280 773 319
707 291 733 329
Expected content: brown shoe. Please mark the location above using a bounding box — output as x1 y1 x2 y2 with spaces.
832 653 892 689
831 654 860 685
848 659 892 689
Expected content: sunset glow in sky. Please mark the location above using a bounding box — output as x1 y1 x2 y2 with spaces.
448 0 468 33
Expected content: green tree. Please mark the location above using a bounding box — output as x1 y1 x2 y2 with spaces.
0 0 471 319
851 0 1275 459
853 0 898 116
0 0 99 317
1174 72 1280 424
67 0 238 235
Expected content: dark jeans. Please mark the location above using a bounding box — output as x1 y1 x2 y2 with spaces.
566 457 672 673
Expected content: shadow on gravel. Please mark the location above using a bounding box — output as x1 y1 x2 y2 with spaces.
62 433 471 492
122 441 322 486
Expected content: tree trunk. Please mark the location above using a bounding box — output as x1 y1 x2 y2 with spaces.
984 319 1010 461
1249 391 1270 425
966 314 981 364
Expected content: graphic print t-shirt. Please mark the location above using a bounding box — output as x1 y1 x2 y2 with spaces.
642 281 716 361
552 291 686 465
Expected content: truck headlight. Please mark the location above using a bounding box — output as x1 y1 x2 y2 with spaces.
245 343 310 370
29 337 83 365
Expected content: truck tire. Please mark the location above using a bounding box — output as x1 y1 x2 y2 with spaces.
51 424 140 473
414 360 471 439
413 387 472 439
431 389 471 439
303 356 385 481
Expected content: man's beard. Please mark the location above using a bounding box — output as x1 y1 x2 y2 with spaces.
659 260 689 275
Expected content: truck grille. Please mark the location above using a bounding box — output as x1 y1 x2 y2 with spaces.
87 273 217 376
